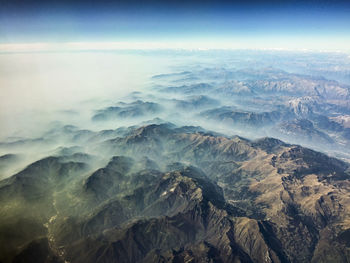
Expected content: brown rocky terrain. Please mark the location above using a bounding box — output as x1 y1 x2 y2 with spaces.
1 124 350 262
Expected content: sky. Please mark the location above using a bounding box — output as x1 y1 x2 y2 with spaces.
0 0 350 51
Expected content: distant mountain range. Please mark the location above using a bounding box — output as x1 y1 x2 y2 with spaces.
2 52 350 263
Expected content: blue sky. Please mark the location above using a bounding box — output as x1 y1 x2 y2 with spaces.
0 0 349 50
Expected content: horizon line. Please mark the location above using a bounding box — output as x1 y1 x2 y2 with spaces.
1 42 350 54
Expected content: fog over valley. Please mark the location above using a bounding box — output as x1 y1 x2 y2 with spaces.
2 49 350 262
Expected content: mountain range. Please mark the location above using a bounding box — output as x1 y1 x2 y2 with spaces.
1 51 350 263
1 123 350 262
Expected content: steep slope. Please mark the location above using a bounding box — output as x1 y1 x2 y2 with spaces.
0 156 89 263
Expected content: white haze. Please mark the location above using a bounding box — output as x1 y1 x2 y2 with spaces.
0 51 204 179
0 52 176 139
1 49 350 179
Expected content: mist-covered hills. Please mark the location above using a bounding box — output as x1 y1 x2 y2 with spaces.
1 50 350 263
153 66 350 160
1 122 350 262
